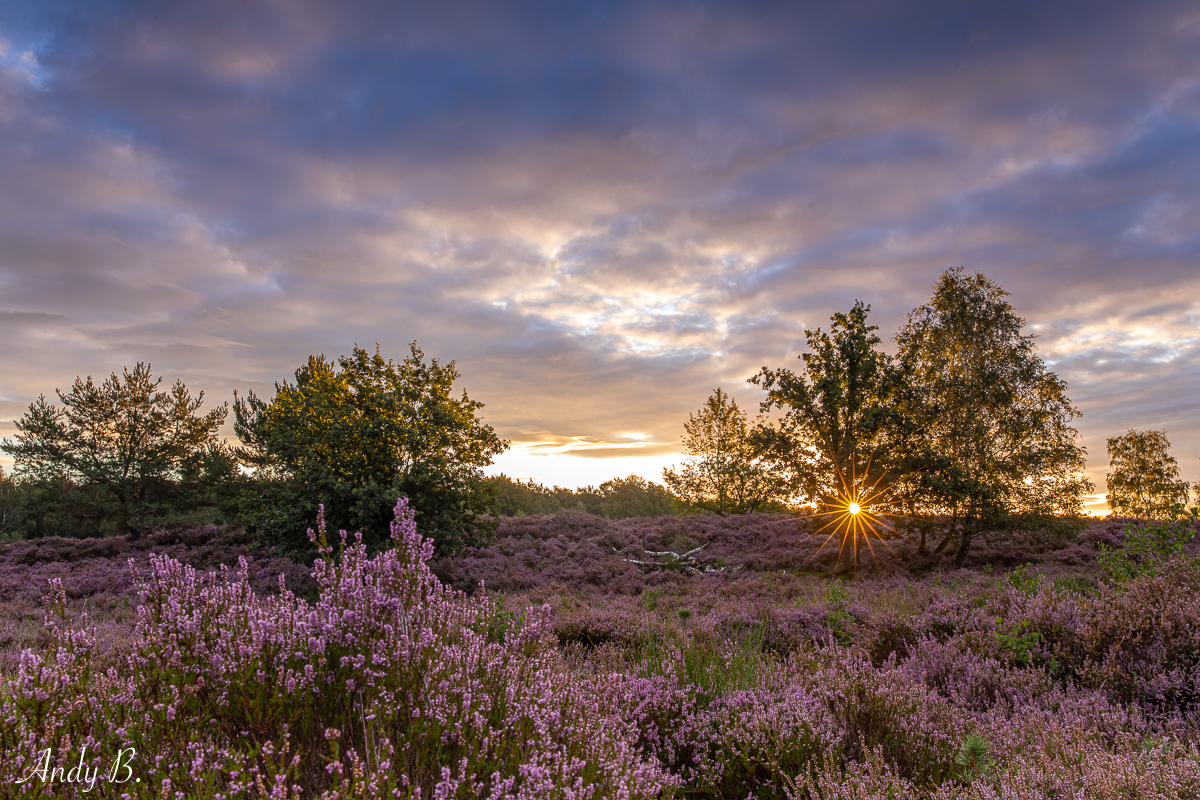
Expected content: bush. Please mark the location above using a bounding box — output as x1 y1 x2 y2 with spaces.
1099 504 1198 583
234 344 507 557
483 474 678 519
6 511 1200 798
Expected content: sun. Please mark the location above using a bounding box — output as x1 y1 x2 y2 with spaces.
796 454 902 574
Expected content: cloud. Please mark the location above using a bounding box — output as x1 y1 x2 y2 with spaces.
1 0 1199 495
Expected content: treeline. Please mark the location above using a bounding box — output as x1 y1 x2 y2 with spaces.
0 459 697 545
0 344 512 555
1 267 1193 560
0 364 248 540
483 474 682 518
0 342 698 555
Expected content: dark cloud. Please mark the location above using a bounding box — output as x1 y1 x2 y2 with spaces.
1 1 1199 501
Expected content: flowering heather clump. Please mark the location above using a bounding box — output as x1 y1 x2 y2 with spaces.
0 500 671 798
0 526 315 671
3 508 1200 798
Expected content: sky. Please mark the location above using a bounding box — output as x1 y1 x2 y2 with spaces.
1 1 1199 513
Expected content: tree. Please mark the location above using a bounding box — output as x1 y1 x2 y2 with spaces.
0 363 228 534
895 268 1091 563
752 301 900 505
662 388 785 515
483 475 568 516
234 343 508 554
1106 429 1190 518
751 301 903 570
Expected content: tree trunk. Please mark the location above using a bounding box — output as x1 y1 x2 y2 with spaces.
933 512 958 554
111 481 138 538
954 516 975 566
835 531 854 575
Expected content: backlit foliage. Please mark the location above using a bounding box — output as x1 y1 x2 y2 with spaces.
663 388 787 515
894 268 1092 561
1106 429 1191 518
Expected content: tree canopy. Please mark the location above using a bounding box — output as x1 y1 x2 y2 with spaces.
895 268 1091 561
1106 429 1190 518
234 343 508 554
662 388 786 515
751 301 899 510
0 363 228 535
743 270 1093 567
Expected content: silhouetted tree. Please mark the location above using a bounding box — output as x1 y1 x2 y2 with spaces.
1 363 228 535
663 388 785 515
1106 429 1190 518
752 301 900 501
895 268 1091 563
751 301 902 569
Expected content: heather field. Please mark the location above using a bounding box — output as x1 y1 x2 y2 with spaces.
3 506 1200 798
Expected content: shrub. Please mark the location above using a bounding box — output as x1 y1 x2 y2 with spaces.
234 344 507 557
1069 559 1200 720
1099 505 1198 584
4 510 1199 798
0 499 672 798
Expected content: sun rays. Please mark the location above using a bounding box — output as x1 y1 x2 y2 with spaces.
793 455 904 574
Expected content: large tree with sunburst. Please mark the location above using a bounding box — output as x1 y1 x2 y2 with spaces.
751 271 1092 571
751 300 904 571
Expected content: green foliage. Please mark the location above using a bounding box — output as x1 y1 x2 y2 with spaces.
822 580 857 646
663 388 787 515
990 512 1089 549
482 474 678 519
483 475 577 516
477 597 533 647
1052 575 1097 595
994 617 1042 667
0 466 25 541
234 343 508 555
8 449 250 539
752 301 899 509
1098 503 1198 584
0 364 230 536
895 268 1092 563
636 625 769 706
954 734 993 785
1106 429 1191 518
596 475 677 518
1008 563 1043 596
